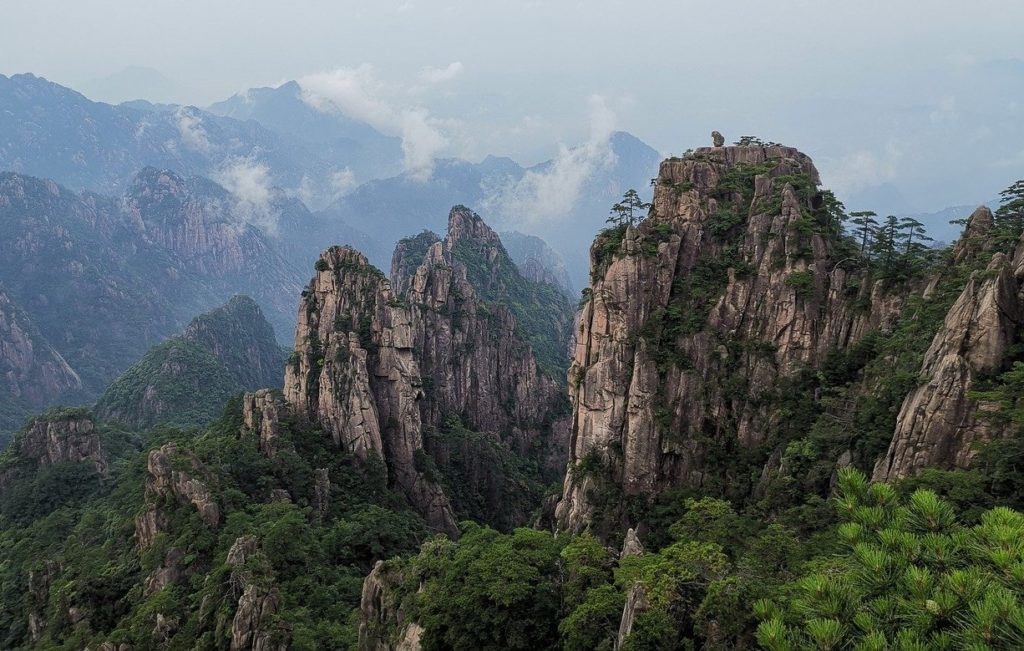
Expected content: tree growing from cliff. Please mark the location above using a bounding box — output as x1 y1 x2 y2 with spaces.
608 189 651 227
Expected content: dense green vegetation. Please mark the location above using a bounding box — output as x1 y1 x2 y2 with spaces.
94 339 240 429
94 296 286 430
6 157 1024 651
449 222 573 381
0 401 428 650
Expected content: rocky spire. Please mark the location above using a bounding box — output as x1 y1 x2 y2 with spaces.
556 143 896 535
284 245 457 536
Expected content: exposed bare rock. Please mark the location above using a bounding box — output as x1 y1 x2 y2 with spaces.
621 528 645 557
874 251 1024 480
952 206 995 265
135 442 219 548
0 287 82 410
152 613 178 645
19 411 105 472
241 390 285 458
711 130 725 147
402 209 569 463
27 561 61 643
144 548 186 595
557 144 899 534
615 583 649 650
500 230 575 298
358 561 420 651
227 535 290 651
284 246 456 535
313 468 330 522
1 410 106 489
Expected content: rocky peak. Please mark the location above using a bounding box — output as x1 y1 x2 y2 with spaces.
445 204 504 251
557 143 894 535
952 205 995 265
1 409 106 483
874 249 1024 481
284 246 457 535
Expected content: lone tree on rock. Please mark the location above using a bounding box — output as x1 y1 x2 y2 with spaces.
608 189 651 227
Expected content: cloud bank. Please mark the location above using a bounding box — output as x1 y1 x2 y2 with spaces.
215 157 278 235
298 65 453 180
482 95 618 226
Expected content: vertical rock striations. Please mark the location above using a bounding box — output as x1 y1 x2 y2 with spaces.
397 207 570 462
284 206 573 532
875 208 1024 480
557 144 896 534
283 246 457 535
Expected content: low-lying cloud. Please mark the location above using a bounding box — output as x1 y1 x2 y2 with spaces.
298 65 453 180
215 157 278 235
481 95 618 226
174 107 213 153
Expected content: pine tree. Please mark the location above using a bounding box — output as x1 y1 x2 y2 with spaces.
607 189 651 227
849 210 879 256
995 179 1024 250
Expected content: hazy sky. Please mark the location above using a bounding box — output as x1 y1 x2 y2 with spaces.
1 0 1023 215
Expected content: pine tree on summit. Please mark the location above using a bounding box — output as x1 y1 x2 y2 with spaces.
607 189 651 227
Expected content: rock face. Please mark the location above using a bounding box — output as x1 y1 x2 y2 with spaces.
875 208 1024 480
556 144 898 533
226 536 290 651
284 245 457 535
396 207 570 461
285 207 572 532
0 410 106 488
0 288 82 416
615 583 649 650
241 389 286 458
500 230 575 298
136 442 220 549
358 561 421 651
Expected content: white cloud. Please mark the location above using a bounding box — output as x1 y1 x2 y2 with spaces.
418 62 464 84
297 65 450 180
481 95 618 225
819 141 904 199
330 167 357 197
215 157 278 235
174 107 212 153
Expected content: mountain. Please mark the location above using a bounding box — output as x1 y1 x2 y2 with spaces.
319 131 662 287
3 135 1024 650
0 288 84 444
0 169 306 440
206 80 403 182
95 296 286 429
0 73 396 208
283 206 573 531
500 230 574 297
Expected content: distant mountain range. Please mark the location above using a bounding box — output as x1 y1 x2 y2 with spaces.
0 73 663 288
0 73 401 205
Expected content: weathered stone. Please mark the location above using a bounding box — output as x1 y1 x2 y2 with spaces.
135 443 219 548
2 411 105 488
358 561 421 651
874 252 1024 480
557 144 897 535
621 528 645 557
615 582 649 650
711 130 725 147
